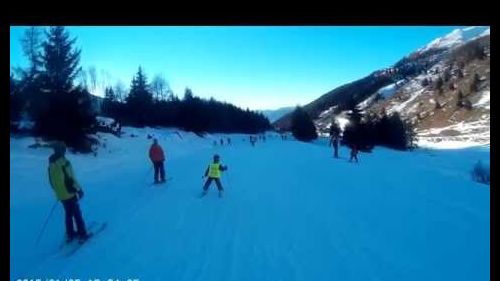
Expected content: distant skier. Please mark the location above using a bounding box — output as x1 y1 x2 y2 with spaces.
220 138 224 146
149 138 166 184
330 134 339 158
227 137 231 145
48 142 89 244
201 154 228 198
349 144 359 163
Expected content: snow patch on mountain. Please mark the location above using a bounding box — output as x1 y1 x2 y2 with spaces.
418 26 490 53
473 90 490 109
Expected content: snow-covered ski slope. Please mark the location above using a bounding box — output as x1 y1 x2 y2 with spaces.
10 128 490 281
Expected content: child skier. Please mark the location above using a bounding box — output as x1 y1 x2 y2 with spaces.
48 142 90 244
349 144 359 163
149 139 166 184
201 154 228 198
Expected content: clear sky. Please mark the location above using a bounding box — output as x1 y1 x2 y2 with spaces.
10 26 463 110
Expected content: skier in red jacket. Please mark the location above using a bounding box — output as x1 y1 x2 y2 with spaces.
149 139 166 183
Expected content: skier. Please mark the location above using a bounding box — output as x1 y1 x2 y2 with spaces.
329 134 339 158
227 137 231 145
48 142 89 244
220 138 224 146
349 144 359 163
201 154 228 198
149 138 166 184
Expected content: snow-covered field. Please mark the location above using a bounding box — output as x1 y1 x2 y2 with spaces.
10 128 490 281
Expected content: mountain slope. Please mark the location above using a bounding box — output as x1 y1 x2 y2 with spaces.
261 106 294 123
273 27 490 147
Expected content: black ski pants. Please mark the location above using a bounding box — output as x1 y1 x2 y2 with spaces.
61 196 87 239
153 161 165 182
203 177 224 191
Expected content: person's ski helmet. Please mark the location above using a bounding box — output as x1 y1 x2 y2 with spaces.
52 141 66 155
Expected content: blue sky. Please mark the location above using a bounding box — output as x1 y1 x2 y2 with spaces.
10 26 462 110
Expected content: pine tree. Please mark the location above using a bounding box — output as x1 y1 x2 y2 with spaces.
342 97 363 148
457 90 465 107
436 77 444 94
125 67 153 126
183 88 194 101
471 73 481 92
40 26 81 93
377 112 414 150
103 87 117 118
291 106 318 142
34 26 96 152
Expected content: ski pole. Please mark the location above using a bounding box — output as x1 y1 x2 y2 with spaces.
35 199 58 247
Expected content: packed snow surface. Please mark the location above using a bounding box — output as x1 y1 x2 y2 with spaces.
11 128 489 281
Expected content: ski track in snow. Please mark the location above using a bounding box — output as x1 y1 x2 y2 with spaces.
10 130 490 281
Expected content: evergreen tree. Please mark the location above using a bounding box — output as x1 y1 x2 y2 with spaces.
103 87 118 118
291 106 318 142
342 97 364 148
457 90 465 107
436 77 444 94
471 73 481 92
34 26 96 152
376 112 414 150
125 67 153 126
40 26 81 93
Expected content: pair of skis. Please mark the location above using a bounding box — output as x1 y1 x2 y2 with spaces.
149 177 173 186
56 221 107 258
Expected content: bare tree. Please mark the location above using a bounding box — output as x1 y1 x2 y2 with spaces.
151 74 170 101
88 66 97 93
21 26 43 77
99 69 112 91
114 81 126 103
78 69 88 89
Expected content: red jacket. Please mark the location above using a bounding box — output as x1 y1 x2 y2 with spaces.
149 144 165 162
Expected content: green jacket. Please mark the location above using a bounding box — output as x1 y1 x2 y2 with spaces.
48 154 81 201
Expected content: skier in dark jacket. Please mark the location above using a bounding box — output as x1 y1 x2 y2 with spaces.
48 142 89 244
330 134 339 158
201 154 228 198
349 144 359 163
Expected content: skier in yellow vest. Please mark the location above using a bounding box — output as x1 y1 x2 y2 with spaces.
201 154 228 198
48 142 89 244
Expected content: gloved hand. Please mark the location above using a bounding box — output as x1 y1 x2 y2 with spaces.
77 189 84 200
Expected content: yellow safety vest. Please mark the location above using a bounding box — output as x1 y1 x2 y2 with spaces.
48 156 81 201
208 163 221 178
